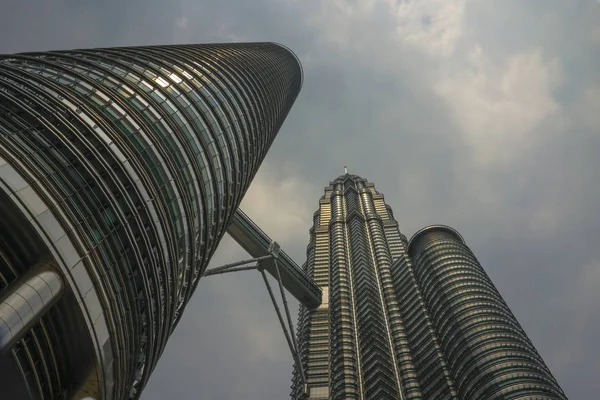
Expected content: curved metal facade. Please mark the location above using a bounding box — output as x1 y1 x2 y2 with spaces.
408 226 567 399
294 175 566 400
0 42 302 399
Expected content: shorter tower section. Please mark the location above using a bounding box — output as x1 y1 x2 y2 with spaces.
407 226 567 400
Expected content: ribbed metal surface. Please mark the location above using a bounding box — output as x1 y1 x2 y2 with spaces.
408 226 567 399
0 42 302 399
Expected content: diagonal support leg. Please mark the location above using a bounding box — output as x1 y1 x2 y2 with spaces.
203 265 259 276
202 247 310 396
260 270 307 389
273 258 306 385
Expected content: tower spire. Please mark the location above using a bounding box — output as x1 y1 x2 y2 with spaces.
344 166 348 175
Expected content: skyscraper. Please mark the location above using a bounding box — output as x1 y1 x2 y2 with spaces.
293 173 566 399
0 42 302 400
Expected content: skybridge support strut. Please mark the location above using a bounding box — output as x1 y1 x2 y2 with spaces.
203 245 309 397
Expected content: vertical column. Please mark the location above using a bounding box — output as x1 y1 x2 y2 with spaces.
408 226 567 400
329 186 360 399
343 180 397 400
358 186 420 399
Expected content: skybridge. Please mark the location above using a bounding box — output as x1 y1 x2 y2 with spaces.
225 209 322 308
203 208 323 397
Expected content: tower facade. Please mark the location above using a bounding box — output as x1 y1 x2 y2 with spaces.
293 173 566 400
0 42 302 399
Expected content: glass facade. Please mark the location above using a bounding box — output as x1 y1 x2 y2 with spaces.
0 42 302 400
293 174 566 400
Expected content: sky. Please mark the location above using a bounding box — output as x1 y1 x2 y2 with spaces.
1 0 599 398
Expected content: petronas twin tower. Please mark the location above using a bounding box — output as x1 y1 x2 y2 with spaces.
0 41 566 399
293 175 567 399
0 43 301 400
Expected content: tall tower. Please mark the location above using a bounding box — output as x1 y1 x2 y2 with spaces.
293 173 566 400
0 42 302 400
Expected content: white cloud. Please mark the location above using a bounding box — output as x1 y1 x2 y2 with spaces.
527 200 561 234
554 259 600 370
307 0 388 50
389 0 466 57
240 162 314 246
305 0 465 60
175 16 188 28
577 85 600 128
436 48 562 165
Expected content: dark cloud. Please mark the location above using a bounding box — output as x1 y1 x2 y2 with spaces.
1 0 598 399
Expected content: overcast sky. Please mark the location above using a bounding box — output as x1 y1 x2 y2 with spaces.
1 0 599 399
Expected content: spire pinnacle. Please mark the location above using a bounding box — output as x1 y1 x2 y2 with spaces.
344 166 348 174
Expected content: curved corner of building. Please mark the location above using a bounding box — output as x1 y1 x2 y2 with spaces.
270 42 304 90
407 225 466 256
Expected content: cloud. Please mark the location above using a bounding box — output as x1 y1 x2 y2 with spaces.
577 85 600 128
436 48 562 166
175 16 189 29
240 162 314 247
390 0 466 57
554 259 600 368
